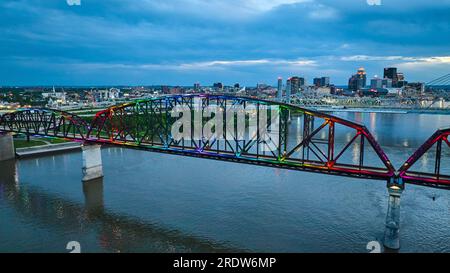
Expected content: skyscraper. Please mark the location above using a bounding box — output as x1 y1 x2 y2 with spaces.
321 77 330 87
396 72 407 87
384 67 398 87
277 77 283 100
213 82 223 91
313 77 330 87
357 68 367 88
348 68 367 91
382 78 392 88
286 78 292 102
313 78 321 87
371 78 382 89
289 76 304 94
194 83 200 91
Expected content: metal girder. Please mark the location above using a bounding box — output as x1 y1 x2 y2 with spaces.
0 94 408 184
398 127 450 189
0 108 89 140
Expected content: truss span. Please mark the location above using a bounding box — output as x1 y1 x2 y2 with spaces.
399 127 450 189
1 94 398 182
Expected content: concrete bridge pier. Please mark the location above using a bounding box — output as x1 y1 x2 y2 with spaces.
82 144 104 182
383 183 403 250
0 133 15 162
83 178 104 214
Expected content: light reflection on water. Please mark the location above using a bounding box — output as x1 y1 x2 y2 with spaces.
0 112 449 253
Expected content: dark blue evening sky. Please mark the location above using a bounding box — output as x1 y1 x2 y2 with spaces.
0 0 449 86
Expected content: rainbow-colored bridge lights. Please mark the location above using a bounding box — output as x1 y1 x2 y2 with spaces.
0 94 448 189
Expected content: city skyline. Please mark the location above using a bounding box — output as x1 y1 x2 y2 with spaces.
0 0 449 86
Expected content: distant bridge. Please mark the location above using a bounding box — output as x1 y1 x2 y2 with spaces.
426 73 450 89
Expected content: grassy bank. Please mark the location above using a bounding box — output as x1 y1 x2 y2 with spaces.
13 137 69 149
14 139 47 149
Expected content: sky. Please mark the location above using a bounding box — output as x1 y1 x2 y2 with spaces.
0 0 449 86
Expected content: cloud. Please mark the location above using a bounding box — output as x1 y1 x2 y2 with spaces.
394 57 450 71
340 55 450 63
0 0 449 85
307 4 339 20
178 59 317 69
12 58 317 72
125 0 311 20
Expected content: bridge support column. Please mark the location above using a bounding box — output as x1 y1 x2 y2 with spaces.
82 144 103 182
83 178 104 213
0 133 15 161
383 183 403 250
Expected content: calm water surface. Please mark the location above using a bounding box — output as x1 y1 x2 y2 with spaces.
0 112 449 253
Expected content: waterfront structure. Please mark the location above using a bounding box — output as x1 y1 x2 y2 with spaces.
403 82 425 97
359 87 389 97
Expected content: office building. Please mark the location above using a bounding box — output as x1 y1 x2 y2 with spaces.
382 78 393 88
213 82 223 91
286 78 292 101
277 77 283 99
194 83 201 91
348 68 367 91
384 67 399 87
288 76 304 94
313 77 330 87
371 78 382 89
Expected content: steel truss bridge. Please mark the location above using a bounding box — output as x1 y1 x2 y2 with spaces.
0 94 449 189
